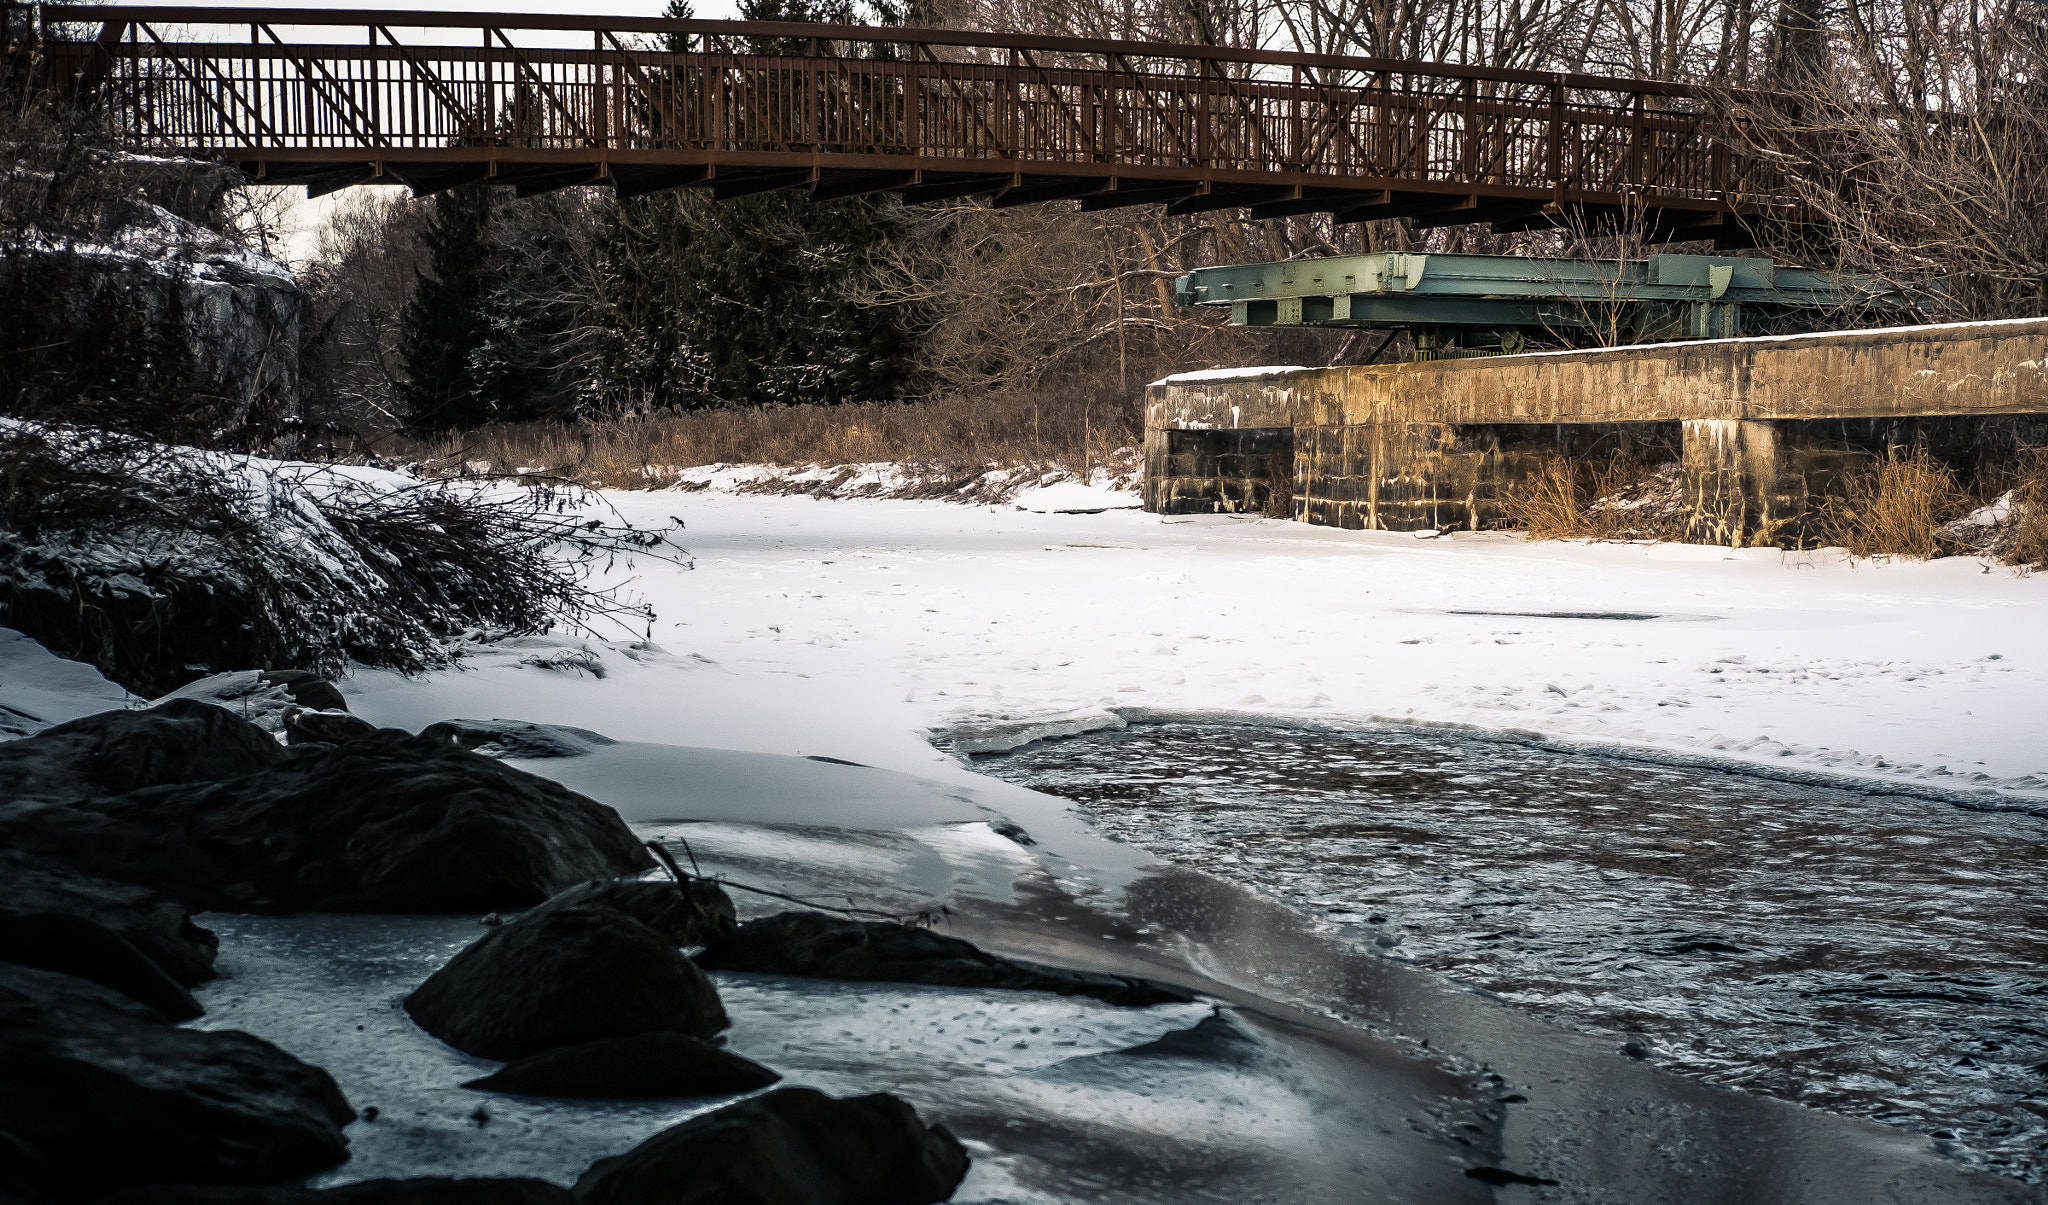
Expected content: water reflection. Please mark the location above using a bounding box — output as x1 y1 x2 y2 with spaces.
978 723 2048 1182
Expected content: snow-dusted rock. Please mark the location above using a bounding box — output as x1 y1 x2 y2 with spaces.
164 670 349 735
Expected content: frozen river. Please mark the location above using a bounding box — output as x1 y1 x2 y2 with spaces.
977 722 2048 1183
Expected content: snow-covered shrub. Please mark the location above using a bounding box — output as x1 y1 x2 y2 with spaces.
0 426 679 695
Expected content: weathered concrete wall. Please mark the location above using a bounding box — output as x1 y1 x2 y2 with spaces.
1297 422 1679 532
1145 318 2048 540
1237 318 2048 428
1144 426 1293 515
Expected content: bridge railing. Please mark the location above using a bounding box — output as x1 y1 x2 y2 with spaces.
11 5 1791 218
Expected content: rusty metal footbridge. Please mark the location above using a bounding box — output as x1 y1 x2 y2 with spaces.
10 4 1793 242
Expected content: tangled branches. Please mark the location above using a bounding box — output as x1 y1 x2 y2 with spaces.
0 424 686 694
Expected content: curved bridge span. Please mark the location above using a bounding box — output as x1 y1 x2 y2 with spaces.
20 5 1790 241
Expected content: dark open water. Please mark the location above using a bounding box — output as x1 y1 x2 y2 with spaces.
977 723 2048 1183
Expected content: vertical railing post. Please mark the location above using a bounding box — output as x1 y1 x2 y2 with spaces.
1629 90 1644 192
367 25 377 148
1547 77 1564 188
1460 76 1476 183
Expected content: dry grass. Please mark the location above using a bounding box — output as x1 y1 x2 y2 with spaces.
1816 447 1975 559
2002 447 2048 568
379 389 1142 491
1498 454 1686 541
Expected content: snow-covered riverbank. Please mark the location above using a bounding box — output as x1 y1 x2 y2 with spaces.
350 486 2048 808
7 476 2043 1202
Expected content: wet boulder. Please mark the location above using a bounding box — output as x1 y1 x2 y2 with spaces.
696 912 1196 1008
0 698 284 805
0 850 218 985
552 878 736 947
404 882 728 1060
417 719 616 760
574 1087 968 1205
463 1032 778 1098
0 912 202 1020
0 963 353 1203
0 729 653 913
93 1179 575 1205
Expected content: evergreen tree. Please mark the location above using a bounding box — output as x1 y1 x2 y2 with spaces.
592 0 923 410
398 184 494 432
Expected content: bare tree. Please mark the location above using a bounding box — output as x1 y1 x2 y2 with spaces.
1729 0 2048 320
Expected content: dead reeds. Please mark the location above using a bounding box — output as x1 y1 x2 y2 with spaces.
381 389 1144 491
1497 453 1686 542
1815 447 1974 559
2000 447 2048 568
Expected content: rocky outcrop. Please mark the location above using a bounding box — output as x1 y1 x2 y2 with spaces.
404 882 729 1060
0 912 203 1020
0 850 218 986
0 711 653 913
463 1032 778 1099
573 1088 968 1205
0 964 353 1203
696 912 1196 1008
548 879 737 948
0 698 285 804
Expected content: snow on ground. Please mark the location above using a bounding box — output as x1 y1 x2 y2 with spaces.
346 485 2047 806
0 627 137 736
663 457 1143 506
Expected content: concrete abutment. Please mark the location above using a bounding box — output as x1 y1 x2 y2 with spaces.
1143 319 2048 544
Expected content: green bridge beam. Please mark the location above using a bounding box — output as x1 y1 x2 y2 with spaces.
1174 252 1902 346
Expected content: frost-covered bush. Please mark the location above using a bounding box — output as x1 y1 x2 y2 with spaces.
0 426 678 695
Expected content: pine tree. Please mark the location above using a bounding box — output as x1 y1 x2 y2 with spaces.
398 184 494 433
591 0 922 410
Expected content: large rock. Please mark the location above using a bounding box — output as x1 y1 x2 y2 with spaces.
93 1179 574 1205
549 879 736 947
0 912 203 1020
0 699 284 804
0 726 654 913
696 912 1197 1008
574 1087 968 1205
0 963 353 1203
463 1032 778 1098
404 883 728 1060
0 849 217 985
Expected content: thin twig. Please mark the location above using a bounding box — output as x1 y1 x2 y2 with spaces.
641 839 948 928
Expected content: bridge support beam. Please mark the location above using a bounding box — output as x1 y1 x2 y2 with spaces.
1682 420 1799 547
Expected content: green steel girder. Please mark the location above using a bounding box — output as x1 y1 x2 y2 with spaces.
1173 252 1899 342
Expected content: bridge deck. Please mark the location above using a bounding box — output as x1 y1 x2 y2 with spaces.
16 4 1792 240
